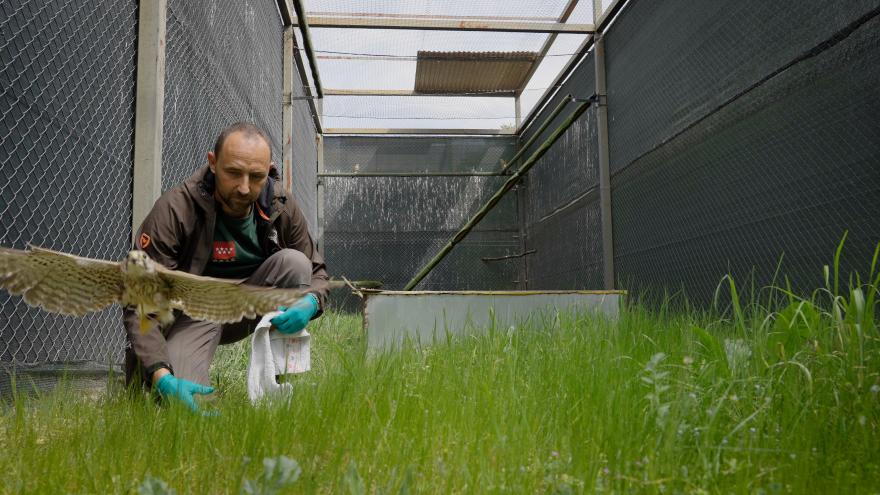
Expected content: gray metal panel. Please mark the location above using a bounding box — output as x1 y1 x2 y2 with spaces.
0 0 137 365
161 0 284 191
364 291 623 351
610 10 880 302
323 135 516 173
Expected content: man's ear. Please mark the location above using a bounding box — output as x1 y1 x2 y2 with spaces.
207 151 217 173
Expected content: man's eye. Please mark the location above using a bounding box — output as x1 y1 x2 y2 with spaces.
251 174 266 181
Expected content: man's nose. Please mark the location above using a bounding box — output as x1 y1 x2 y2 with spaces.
237 177 250 195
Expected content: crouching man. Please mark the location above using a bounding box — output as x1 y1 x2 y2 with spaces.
123 122 328 411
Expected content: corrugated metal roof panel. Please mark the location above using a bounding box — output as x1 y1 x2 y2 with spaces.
414 51 539 94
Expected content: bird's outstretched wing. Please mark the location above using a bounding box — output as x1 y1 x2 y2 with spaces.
158 268 316 323
0 245 123 316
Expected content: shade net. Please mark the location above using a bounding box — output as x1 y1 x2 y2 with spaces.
321 135 522 310
520 0 880 303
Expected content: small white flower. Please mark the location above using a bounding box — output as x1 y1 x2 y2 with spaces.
870 384 880 394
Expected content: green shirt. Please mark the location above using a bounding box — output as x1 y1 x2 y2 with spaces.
203 206 266 279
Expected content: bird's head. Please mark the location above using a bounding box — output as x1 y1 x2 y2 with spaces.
123 250 156 276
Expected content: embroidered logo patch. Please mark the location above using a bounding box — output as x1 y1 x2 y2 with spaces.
139 233 151 249
213 241 236 261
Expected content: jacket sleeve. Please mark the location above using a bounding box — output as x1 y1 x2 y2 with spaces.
283 196 329 317
123 192 185 378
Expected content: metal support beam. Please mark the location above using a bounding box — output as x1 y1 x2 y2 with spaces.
132 0 167 243
291 0 324 99
594 36 615 290
318 171 505 178
282 27 295 193
324 128 515 136
514 96 522 129
519 0 628 135
324 88 515 97
315 134 325 254
304 15 594 34
276 0 294 25
514 0 580 129
501 95 573 174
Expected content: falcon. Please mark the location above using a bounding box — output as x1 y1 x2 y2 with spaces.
0 245 332 333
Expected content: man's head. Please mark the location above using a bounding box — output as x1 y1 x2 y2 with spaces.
208 122 273 218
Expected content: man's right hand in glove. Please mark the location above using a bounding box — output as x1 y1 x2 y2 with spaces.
153 369 214 413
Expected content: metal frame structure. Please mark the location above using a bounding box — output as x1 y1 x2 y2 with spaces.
303 15 594 34
291 1 626 136
323 128 515 136
302 2 632 291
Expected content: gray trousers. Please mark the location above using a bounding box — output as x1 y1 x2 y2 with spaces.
125 249 313 387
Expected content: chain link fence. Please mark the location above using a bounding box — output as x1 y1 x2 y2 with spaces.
0 0 138 393
161 0 283 191
0 0 293 395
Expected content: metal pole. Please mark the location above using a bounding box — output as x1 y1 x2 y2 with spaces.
500 95 573 174
282 27 295 193
317 171 505 178
404 99 594 290
291 0 324 99
316 134 325 254
594 36 615 290
132 0 167 243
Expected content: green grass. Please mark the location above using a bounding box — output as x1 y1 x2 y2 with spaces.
1 250 879 493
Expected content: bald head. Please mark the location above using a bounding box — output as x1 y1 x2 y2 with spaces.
213 122 273 162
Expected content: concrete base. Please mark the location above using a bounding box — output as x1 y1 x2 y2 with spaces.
362 290 625 352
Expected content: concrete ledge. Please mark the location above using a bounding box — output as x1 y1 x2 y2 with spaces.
363 290 625 352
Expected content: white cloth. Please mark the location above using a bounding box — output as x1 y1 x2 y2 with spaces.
247 311 311 404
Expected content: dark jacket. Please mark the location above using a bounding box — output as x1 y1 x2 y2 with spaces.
123 164 328 376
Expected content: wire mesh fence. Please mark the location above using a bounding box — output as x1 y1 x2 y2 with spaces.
161 0 284 192
0 0 291 395
321 136 521 310
0 0 138 381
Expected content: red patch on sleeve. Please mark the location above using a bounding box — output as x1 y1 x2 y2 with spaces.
139 233 151 249
212 241 236 261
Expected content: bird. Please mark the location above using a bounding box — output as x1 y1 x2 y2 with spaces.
0 245 332 334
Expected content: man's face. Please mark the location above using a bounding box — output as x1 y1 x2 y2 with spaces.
207 131 271 218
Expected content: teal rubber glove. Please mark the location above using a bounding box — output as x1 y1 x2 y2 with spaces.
271 293 319 334
155 374 215 413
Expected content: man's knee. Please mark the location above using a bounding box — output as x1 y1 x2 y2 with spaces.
261 249 311 288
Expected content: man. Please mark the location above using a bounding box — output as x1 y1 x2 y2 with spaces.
124 122 328 411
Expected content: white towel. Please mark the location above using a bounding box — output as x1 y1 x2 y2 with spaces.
247 311 311 404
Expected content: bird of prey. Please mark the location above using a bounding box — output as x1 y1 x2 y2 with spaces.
0 245 332 333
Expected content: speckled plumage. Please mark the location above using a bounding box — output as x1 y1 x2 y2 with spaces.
0 245 315 333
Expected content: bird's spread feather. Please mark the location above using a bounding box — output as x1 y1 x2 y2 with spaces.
0 245 337 334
